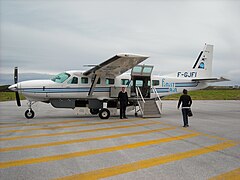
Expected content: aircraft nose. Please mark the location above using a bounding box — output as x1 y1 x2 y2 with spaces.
8 84 18 92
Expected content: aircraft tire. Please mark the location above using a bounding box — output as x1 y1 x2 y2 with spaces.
99 108 110 119
25 109 35 119
90 109 99 115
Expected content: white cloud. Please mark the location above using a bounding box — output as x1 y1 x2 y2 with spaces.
0 0 240 85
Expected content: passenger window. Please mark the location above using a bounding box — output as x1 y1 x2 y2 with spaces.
132 66 142 73
68 77 78 84
81 77 88 84
135 80 143 87
97 78 101 84
143 67 153 73
152 80 159 86
91 77 101 84
121 79 130 85
106 78 115 85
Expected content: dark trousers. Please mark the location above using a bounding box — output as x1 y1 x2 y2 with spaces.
120 103 127 118
181 108 189 126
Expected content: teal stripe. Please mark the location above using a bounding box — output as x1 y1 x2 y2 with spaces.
21 87 110 93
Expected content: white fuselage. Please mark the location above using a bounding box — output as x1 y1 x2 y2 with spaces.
13 70 208 101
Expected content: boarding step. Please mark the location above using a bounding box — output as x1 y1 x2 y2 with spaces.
142 99 161 118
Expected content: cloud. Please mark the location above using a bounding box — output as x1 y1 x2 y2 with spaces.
0 0 240 85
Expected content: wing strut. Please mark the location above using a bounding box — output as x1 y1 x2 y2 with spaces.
88 74 100 96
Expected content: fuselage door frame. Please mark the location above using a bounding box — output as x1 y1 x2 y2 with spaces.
131 65 154 98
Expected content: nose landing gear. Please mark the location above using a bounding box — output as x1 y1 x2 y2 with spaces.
25 101 36 119
25 109 35 119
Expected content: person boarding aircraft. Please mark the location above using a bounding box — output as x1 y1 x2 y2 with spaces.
9 44 229 119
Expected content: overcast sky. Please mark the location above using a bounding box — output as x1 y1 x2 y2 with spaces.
0 0 240 85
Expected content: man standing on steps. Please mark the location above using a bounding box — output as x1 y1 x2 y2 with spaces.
118 87 128 119
177 89 192 127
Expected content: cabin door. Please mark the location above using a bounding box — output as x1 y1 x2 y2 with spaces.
131 65 153 98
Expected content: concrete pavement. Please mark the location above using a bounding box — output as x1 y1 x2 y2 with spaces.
0 100 239 179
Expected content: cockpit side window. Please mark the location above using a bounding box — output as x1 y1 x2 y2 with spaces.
51 73 70 83
68 77 79 84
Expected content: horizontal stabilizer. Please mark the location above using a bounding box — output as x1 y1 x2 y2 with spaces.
192 77 230 83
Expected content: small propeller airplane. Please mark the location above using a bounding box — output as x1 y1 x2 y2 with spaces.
9 44 229 119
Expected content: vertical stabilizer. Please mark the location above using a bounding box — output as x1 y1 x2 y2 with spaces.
192 44 213 77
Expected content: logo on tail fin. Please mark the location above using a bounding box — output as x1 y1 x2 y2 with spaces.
193 51 203 69
198 62 204 69
193 51 207 69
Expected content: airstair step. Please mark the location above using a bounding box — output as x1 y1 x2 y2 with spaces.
144 105 158 110
143 114 161 118
144 110 160 114
142 99 161 118
135 87 162 118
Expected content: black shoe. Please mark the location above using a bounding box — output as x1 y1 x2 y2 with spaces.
120 117 123 119
183 125 187 127
186 125 189 127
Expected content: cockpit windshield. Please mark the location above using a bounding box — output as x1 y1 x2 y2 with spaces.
51 72 70 83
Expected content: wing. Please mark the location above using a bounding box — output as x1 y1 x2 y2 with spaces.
83 54 149 78
192 77 230 83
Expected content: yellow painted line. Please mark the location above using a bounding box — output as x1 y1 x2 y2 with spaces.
0 127 175 152
0 119 91 129
55 141 237 180
180 128 228 141
150 120 231 142
0 121 161 141
0 122 25 125
202 134 229 141
0 133 199 169
0 118 142 134
208 168 240 180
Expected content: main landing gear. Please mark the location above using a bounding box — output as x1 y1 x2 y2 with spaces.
99 108 110 119
25 101 35 119
90 108 110 119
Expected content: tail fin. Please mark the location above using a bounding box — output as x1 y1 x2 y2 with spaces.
192 44 213 78
191 44 230 83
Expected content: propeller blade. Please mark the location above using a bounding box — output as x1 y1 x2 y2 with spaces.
14 67 21 106
16 92 21 106
14 67 18 84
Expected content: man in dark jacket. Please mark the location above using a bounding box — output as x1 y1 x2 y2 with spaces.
118 87 128 119
177 89 192 127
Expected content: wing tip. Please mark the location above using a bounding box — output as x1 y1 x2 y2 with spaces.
116 53 149 58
